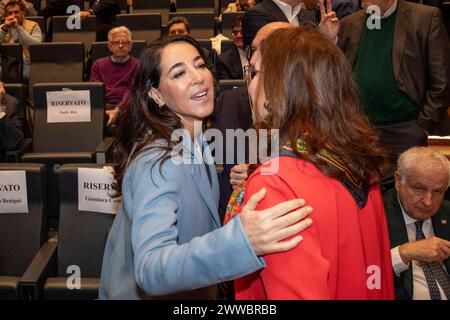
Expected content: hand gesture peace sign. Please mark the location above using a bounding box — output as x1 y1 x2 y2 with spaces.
318 0 339 41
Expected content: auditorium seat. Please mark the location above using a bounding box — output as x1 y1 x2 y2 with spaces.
89 40 147 62
116 13 162 42
218 79 246 93
174 0 215 12
21 163 116 300
0 163 47 300
26 16 46 41
196 38 217 65
0 44 23 83
29 42 85 98
21 83 114 229
168 12 215 38
52 15 97 50
131 0 171 24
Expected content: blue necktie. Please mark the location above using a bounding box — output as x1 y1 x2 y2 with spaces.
415 221 450 300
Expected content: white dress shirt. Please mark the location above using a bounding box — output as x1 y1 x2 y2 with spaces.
391 198 448 300
272 0 305 25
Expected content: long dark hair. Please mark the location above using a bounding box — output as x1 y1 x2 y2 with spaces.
113 35 209 194
254 26 387 184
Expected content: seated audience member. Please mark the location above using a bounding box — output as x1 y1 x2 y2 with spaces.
167 16 216 76
224 0 256 13
232 26 394 299
216 16 247 80
90 26 139 126
0 0 37 17
0 1 42 82
167 16 190 36
384 147 450 300
0 82 23 162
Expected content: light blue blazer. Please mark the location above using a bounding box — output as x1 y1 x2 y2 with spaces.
99 131 264 299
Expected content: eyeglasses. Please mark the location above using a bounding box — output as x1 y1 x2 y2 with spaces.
244 65 259 85
109 40 131 47
7 10 21 15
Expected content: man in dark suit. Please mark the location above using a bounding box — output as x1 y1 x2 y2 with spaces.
338 0 450 188
383 147 450 300
216 16 245 80
0 82 23 162
243 0 339 47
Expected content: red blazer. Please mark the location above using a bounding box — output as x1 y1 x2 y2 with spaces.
235 157 395 300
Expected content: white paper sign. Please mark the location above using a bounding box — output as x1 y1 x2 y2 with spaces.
0 171 29 213
47 89 91 123
78 167 121 214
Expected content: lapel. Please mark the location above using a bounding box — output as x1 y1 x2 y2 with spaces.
346 10 366 66
385 189 414 299
431 204 450 272
183 132 221 228
263 0 289 22
392 0 410 82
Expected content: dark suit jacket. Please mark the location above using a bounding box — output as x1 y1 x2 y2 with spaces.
216 45 244 80
211 87 252 222
243 0 319 46
383 188 450 300
338 0 450 135
0 94 23 162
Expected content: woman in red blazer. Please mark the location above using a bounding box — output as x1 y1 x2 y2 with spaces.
230 26 395 300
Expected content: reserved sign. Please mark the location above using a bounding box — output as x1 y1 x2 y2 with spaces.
78 167 121 214
47 89 91 123
0 171 29 213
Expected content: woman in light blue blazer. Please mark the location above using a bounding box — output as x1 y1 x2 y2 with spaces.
99 35 313 299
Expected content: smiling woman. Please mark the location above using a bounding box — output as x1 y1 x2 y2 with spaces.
98 35 315 300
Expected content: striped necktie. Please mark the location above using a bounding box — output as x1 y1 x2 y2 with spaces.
415 220 450 300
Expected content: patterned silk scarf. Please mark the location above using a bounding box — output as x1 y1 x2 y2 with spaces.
224 137 370 224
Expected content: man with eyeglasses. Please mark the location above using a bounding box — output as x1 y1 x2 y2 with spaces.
0 1 42 82
89 26 139 128
216 16 247 80
383 147 450 300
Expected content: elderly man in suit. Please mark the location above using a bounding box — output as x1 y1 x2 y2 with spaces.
338 0 450 188
0 82 23 162
384 147 450 300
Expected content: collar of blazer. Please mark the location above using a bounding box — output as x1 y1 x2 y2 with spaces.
262 0 290 22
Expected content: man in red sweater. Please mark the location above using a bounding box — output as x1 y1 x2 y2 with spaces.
90 26 139 126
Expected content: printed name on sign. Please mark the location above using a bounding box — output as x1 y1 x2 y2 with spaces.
0 171 29 213
47 90 91 123
78 167 121 214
